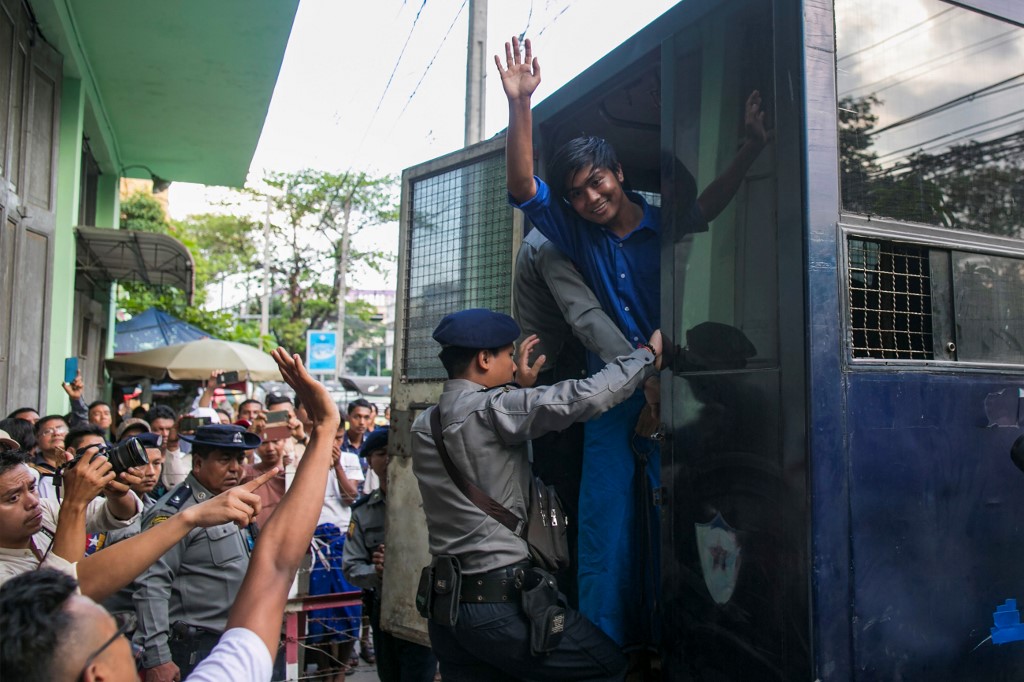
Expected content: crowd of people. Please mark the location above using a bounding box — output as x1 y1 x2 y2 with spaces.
0 358 420 681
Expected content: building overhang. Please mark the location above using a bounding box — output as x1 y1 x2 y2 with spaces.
74 226 195 303
31 0 299 186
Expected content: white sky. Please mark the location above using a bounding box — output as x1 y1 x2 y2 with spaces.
168 0 679 300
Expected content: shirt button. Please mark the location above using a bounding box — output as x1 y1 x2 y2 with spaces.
633 336 639 341
620 273 626 279
624 306 630 312
618 243 623 248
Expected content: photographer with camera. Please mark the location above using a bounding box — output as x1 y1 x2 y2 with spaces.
0 441 141 587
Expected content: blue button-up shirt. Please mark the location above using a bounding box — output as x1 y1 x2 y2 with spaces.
512 177 688 371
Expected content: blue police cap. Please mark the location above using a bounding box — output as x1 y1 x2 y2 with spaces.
179 424 261 450
432 309 520 349
132 432 163 449
360 426 389 458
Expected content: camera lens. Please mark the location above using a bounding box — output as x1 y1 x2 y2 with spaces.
102 438 149 475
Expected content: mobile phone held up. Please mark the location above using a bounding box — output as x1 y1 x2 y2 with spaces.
217 370 240 385
64 357 78 384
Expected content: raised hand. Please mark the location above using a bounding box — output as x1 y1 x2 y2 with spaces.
745 90 769 147
271 348 340 428
62 369 85 401
515 334 546 388
494 35 541 102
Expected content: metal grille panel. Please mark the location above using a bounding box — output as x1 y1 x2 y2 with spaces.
848 238 934 360
402 152 513 381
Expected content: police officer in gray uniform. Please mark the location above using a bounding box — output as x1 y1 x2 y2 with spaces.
411 308 662 681
132 424 261 682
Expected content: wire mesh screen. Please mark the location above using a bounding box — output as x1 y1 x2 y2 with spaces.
402 152 514 381
848 237 934 360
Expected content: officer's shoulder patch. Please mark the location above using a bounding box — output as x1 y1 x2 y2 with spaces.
166 484 192 510
148 515 170 528
351 494 371 510
347 519 356 539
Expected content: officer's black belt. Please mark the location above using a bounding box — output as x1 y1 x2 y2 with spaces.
460 562 531 603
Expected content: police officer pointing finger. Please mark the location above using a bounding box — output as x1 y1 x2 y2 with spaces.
132 424 262 681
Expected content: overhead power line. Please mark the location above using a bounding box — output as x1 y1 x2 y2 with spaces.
394 0 468 122
837 6 954 63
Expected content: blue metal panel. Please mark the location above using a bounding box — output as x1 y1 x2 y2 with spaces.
847 371 1024 679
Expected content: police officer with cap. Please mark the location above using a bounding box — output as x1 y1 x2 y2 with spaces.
132 423 262 682
411 308 662 680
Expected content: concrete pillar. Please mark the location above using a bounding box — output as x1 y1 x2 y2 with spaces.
45 77 85 414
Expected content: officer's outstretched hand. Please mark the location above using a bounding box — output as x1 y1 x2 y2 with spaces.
181 467 278 529
495 35 541 102
649 329 664 371
271 348 340 428
515 334 546 388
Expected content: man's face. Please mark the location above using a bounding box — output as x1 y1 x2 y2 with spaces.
493 344 517 385
193 450 245 494
0 465 42 546
134 448 164 495
36 419 68 455
348 407 373 438
238 402 263 423
68 597 138 682
12 409 39 425
368 449 389 480
89 404 112 430
257 437 286 467
565 164 628 226
150 418 175 447
68 434 106 462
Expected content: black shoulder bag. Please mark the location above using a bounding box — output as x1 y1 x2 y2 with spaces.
429 408 569 573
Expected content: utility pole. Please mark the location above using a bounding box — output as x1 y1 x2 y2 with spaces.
464 0 487 146
334 198 353 381
259 194 271 350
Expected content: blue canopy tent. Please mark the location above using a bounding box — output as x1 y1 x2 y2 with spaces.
114 308 210 354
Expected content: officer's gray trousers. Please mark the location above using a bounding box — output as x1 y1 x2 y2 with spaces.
428 602 627 681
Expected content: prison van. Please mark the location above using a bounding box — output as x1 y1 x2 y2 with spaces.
380 0 1024 679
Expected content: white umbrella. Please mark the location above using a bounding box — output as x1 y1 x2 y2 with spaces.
105 338 283 381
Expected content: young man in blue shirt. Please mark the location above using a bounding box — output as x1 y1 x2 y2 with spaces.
497 35 769 651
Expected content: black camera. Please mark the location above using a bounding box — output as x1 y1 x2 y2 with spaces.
66 438 149 475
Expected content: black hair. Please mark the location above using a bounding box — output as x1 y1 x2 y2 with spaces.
5 407 38 420
33 415 67 436
146 404 177 424
0 449 29 478
131 406 148 419
438 346 505 380
0 568 79 681
238 399 263 413
0 418 34 452
215 408 233 423
266 393 294 408
347 398 372 415
87 400 111 411
548 136 621 200
65 423 107 451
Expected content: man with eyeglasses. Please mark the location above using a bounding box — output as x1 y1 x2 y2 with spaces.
29 415 71 499
0 346 344 682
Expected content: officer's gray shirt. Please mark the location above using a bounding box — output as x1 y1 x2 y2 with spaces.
342 489 386 591
101 493 158 616
132 474 252 668
513 230 633 368
411 348 655 575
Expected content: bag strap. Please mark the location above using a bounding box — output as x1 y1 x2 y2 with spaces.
429 407 525 537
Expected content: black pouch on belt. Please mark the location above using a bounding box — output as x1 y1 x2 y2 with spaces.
519 567 565 655
430 554 462 627
416 565 433 619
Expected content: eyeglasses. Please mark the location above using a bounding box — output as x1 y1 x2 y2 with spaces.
40 426 69 437
77 616 142 680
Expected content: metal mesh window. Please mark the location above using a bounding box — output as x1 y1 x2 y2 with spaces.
848 238 933 360
402 152 514 381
